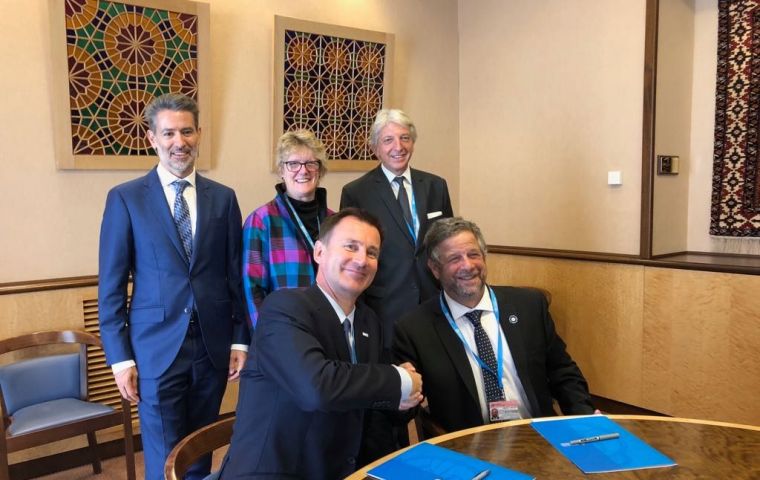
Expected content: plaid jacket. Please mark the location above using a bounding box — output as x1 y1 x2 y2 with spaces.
242 184 332 327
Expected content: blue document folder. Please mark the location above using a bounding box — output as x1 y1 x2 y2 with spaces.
531 415 677 474
367 442 534 480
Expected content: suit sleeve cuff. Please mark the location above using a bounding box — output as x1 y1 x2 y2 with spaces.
111 359 135 375
393 365 412 408
231 343 249 352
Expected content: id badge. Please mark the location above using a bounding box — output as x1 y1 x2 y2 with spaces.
489 400 521 422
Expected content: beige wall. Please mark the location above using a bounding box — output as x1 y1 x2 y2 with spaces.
0 0 460 283
686 0 718 251
458 0 647 255
652 0 694 255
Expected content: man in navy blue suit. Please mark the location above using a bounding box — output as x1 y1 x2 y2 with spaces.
219 208 423 480
98 94 250 480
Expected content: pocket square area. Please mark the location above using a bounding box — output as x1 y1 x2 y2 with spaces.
426 211 443 219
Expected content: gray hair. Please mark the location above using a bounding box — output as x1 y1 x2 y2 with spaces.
368 109 418 148
143 93 199 131
276 130 328 178
424 217 488 264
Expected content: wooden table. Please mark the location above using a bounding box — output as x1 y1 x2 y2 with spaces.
346 415 760 479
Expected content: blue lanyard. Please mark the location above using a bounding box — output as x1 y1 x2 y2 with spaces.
439 286 504 390
283 195 318 250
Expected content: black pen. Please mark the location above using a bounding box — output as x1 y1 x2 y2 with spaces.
471 469 490 480
569 432 620 445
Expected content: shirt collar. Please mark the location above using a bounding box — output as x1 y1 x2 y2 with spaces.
317 284 356 324
156 162 196 188
443 287 493 321
380 164 411 184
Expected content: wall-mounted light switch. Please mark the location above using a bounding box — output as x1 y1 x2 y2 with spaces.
608 171 622 186
657 155 680 175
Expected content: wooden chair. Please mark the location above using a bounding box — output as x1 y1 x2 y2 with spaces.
0 330 135 480
164 416 235 480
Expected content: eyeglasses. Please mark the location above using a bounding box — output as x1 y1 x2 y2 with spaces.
282 160 321 173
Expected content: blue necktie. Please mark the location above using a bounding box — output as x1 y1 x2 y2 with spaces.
172 180 193 261
343 319 357 364
465 310 504 403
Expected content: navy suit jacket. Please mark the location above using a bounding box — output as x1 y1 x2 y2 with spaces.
340 166 453 347
220 286 401 480
393 286 594 433
98 167 249 379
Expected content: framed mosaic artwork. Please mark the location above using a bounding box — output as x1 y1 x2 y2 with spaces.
273 16 395 172
50 0 211 170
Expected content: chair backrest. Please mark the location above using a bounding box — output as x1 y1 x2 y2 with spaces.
164 416 235 480
0 353 81 414
0 330 101 417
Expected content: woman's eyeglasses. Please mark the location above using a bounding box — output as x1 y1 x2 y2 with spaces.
282 161 321 173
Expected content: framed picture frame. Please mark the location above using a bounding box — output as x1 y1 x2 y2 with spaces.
273 16 395 172
49 0 211 170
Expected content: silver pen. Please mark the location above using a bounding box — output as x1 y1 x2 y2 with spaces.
471 470 490 480
569 432 620 445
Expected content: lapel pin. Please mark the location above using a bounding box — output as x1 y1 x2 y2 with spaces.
508 315 518 324
362 331 369 337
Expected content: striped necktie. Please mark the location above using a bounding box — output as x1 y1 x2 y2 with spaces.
171 180 193 260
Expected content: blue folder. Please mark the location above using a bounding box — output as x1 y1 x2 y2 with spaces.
367 442 534 480
530 415 677 474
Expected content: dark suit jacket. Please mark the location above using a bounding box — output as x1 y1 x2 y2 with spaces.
340 166 453 347
393 286 594 433
220 286 401 480
98 167 250 379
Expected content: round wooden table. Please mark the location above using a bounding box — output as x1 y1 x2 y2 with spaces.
346 415 760 479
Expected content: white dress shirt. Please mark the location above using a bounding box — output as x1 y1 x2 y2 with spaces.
380 164 419 237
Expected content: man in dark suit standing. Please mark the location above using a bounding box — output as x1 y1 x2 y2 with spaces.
341 109 453 461
340 109 453 349
219 208 423 480
98 94 250 480
394 217 595 435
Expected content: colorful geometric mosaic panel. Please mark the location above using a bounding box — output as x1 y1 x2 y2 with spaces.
283 29 387 161
64 0 199 156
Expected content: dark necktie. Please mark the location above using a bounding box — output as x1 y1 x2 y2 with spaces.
172 180 193 260
393 176 413 227
343 319 357 364
465 310 505 403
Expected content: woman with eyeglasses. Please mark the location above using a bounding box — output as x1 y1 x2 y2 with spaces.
242 130 332 328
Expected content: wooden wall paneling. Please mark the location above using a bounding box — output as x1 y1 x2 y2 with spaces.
643 268 760 425
0 284 240 463
487 255 646 408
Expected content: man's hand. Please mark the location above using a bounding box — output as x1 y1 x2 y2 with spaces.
115 366 140 403
398 362 423 410
228 350 247 381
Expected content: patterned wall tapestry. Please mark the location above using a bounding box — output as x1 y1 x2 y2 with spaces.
711 0 760 236
52 0 209 169
274 17 394 171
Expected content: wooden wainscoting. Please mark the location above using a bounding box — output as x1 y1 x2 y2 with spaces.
0 282 238 464
487 254 760 426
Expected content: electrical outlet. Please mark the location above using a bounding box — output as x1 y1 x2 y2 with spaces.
657 155 679 175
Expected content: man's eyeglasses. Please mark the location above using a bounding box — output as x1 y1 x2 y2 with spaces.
282 160 321 173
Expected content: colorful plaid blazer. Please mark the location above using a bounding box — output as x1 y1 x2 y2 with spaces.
242 184 332 327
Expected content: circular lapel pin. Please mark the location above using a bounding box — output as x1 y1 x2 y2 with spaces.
508 315 518 324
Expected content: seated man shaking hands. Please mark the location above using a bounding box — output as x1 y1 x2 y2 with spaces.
393 217 594 435
220 208 423 480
